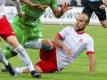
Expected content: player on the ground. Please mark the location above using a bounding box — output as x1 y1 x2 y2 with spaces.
14 13 96 75
82 0 107 28
0 0 40 78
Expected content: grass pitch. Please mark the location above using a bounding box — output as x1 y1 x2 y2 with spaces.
0 25 107 80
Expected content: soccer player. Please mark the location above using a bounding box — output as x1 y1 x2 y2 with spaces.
82 0 107 28
3 0 72 63
14 13 96 75
0 0 40 78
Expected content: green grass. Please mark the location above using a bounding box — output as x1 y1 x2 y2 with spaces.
0 25 107 80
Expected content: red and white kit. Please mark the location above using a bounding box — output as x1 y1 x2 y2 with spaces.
36 26 95 73
0 0 15 40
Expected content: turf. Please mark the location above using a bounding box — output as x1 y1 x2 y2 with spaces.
0 25 107 80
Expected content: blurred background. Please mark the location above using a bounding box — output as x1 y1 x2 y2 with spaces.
6 0 83 6
4 0 102 25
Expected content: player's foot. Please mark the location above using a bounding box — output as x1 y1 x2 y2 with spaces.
1 67 20 76
0 51 15 75
31 70 41 78
5 63 15 75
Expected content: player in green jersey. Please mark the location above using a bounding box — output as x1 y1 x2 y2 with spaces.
3 0 72 60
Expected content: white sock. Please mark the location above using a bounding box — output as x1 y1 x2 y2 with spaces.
0 48 8 66
14 45 35 72
24 39 43 49
15 66 28 74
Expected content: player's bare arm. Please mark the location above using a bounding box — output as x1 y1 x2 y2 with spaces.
51 3 72 18
99 0 107 9
12 0 24 16
20 0 47 10
88 54 96 75
20 0 34 7
53 34 72 57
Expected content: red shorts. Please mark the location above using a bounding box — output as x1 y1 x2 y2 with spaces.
0 16 15 40
35 46 57 73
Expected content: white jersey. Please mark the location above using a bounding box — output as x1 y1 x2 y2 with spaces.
0 0 6 18
56 26 94 71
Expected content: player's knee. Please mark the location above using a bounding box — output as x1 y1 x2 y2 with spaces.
42 45 53 51
102 23 107 28
6 36 20 48
42 39 53 51
100 20 107 28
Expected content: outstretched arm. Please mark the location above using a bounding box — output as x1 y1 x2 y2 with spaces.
88 53 96 75
20 0 34 7
51 3 72 18
20 0 47 10
12 0 23 16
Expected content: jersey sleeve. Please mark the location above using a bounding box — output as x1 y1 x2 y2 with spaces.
58 27 70 40
50 0 58 8
86 37 95 55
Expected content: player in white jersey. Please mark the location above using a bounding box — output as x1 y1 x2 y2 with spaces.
0 0 41 78
12 13 96 74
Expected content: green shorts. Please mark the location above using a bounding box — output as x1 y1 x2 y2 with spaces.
12 16 42 45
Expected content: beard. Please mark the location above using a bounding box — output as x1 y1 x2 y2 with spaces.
75 25 85 32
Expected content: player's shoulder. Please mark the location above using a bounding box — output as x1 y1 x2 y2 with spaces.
63 26 72 30
84 33 94 42
61 26 74 34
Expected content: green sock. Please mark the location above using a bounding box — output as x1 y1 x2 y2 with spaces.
3 49 17 59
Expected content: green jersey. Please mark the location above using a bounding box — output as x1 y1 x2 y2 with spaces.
20 0 58 27
3 0 58 59
12 0 58 44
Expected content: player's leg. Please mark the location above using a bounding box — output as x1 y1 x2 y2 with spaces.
35 46 57 73
1 16 41 78
3 17 43 59
95 9 107 28
14 65 43 74
100 20 107 28
93 1 107 28
15 61 57 73
3 39 54 74
15 47 57 73
0 16 15 75
0 48 15 75
3 16 26 59
3 44 17 59
6 36 41 78
24 39 53 50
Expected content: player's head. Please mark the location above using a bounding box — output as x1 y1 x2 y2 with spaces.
75 13 89 32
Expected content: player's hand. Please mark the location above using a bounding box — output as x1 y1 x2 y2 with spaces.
99 4 106 9
42 39 53 46
62 45 72 57
60 3 72 12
